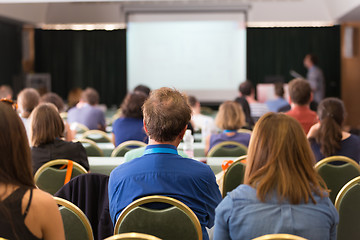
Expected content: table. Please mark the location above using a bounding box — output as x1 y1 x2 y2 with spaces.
89 157 235 176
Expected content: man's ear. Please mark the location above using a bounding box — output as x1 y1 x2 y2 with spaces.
288 96 292 104
179 126 188 140
309 92 313 103
143 120 148 134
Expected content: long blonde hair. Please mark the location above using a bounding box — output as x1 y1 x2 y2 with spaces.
245 112 327 204
215 101 245 130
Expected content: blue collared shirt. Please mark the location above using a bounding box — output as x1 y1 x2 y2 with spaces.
108 144 222 240
214 184 338 240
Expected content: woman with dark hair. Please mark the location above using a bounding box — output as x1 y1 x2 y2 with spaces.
308 97 360 163
112 92 148 146
0 102 65 240
214 113 338 240
30 103 89 174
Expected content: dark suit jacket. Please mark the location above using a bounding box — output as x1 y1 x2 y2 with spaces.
31 138 89 174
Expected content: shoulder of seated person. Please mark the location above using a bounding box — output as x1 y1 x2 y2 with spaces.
31 189 57 209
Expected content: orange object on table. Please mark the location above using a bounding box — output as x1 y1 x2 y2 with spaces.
222 160 234 171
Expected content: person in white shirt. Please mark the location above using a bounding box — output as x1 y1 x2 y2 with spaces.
188 95 217 134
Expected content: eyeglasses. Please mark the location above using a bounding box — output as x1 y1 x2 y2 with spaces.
0 98 18 110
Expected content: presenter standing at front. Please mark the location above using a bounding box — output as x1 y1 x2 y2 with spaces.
303 54 325 104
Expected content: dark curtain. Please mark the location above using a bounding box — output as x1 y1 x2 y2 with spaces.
0 19 22 87
247 26 341 98
35 29 127 107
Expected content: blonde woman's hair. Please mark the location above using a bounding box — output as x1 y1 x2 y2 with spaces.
215 101 245 130
30 103 64 147
245 112 327 204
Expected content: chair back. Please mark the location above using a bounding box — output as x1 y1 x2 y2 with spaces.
252 233 308 240
111 141 147 157
77 139 104 157
60 112 68 121
54 197 94 240
207 141 248 157
335 176 360 240
315 156 360 203
82 130 112 143
237 129 252 134
70 122 90 134
114 196 202 240
222 156 246 197
34 159 88 195
104 233 161 240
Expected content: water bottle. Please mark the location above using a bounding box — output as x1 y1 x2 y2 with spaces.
183 129 194 158
202 119 211 143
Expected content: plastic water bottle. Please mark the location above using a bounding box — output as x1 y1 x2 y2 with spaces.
183 129 194 158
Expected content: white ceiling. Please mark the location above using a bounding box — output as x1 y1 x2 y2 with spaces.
0 0 358 27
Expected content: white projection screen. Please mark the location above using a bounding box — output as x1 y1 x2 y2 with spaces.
127 12 247 102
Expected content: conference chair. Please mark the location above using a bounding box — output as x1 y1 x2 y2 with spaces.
252 233 308 240
114 196 202 240
54 197 94 240
335 176 360 240
55 173 113 240
111 141 147 157
207 141 248 157
104 233 161 240
77 138 104 157
70 122 90 134
81 130 112 143
34 159 88 195
60 112 68 121
314 156 360 203
222 155 246 197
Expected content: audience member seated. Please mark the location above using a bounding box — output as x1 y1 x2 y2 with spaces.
235 82 254 128
0 84 13 100
238 81 269 122
108 88 222 240
214 113 338 240
0 102 65 240
30 103 89 174
67 87 82 110
17 88 40 139
285 78 317 134
67 87 106 131
112 92 148 147
40 92 73 141
205 101 251 155
188 95 217 133
266 82 290 112
308 98 360 163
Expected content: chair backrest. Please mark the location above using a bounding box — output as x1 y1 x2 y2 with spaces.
314 156 360 203
111 141 147 157
104 233 161 240
81 130 112 143
335 176 360 240
237 128 252 134
54 197 94 240
60 112 68 121
114 196 202 240
222 155 246 197
70 122 90 134
252 233 308 240
207 141 248 157
77 139 104 157
34 159 88 195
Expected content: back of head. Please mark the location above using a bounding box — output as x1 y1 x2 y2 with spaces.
134 84 151 96
0 85 13 100
238 81 253 96
143 87 191 142
17 88 40 118
215 101 245 130
30 103 64 147
315 98 345 157
245 112 325 204
187 95 198 108
121 91 147 119
40 92 65 112
274 82 285 98
288 78 312 105
81 87 99 106
0 102 34 187
67 88 82 108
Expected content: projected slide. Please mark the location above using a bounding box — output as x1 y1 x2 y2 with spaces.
127 13 247 102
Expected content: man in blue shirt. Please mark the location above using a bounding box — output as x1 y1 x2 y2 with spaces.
108 87 222 240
